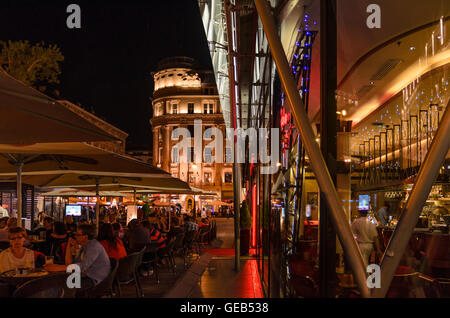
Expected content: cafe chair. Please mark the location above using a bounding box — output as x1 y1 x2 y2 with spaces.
436 277 450 298
416 273 441 298
115 252 141 298
134 246 146 296
140 243 160 284
290 275 318 298
158 237 176 273
198 228 210 249
182 230 197 267
185 230 200 260
386 272 420 298
86 258 119 298
172 232 186 270
386 272 441 298
12 274 69 298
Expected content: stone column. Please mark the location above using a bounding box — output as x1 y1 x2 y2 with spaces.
162 126 171 172
153 127 159 166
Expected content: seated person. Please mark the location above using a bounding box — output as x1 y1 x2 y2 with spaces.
33 217 53 240
198 218 210 229
0 217 11 242
122 219 150 252
98 223 127 260
44 224 110 292
142 221 166 250
112 222 125 240
64 215 77 234
184 216 199 233
0 227 35 273
167 217 184 241
157 216 168 232
47 222 69 264
108 213 118 224
0 217 7 229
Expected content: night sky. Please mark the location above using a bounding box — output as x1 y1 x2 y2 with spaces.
0 0 213 149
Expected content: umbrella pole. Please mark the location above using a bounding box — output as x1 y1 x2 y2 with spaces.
87 197 90 222
16 162 23 227
95 180 100 233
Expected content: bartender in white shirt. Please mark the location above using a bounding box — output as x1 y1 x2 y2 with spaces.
352 209 383 267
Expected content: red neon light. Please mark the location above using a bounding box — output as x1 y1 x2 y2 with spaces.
252 184 257 247
280 108 291 128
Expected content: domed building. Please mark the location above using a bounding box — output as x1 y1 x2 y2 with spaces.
150 57 233 213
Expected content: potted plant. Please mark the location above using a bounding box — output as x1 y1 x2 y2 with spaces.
240 200 251 256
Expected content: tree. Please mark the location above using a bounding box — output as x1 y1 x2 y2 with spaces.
0 40 64 89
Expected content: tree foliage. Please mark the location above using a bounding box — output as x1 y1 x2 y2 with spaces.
0 40 64 88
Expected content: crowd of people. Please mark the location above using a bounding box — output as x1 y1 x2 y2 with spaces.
0 210 214 294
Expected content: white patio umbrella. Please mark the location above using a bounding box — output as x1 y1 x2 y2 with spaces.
0 70 118 225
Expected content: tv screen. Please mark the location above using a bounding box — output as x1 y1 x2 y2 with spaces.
66 205 82 216
358 195 370 211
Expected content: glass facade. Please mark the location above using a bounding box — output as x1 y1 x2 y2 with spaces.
200 0 449 298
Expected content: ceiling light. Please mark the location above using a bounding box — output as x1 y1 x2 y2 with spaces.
370 81 374 85
409 46 415 51
342 110 347 116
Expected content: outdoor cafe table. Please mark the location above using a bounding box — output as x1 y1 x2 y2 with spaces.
0 268 69 297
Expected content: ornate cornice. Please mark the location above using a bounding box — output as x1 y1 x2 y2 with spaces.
150 113 225 127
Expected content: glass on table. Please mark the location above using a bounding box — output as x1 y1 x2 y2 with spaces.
45 256 54 265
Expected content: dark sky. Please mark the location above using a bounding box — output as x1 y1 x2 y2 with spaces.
0 0 213 149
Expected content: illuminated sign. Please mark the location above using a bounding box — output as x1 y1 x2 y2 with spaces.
280 108 291 128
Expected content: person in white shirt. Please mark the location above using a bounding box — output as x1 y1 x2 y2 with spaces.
351 210 382 267
0 227 35 274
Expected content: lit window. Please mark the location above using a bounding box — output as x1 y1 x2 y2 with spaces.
204 147 213 163
188 147 194 163
204 104 208 114
204 126 213 139
225 147 232 163
224 172 232 183
187 125 194 137
171 128 179 140
204 172 212 184
172 147 179 163
188 103 194 114
172 104 177 114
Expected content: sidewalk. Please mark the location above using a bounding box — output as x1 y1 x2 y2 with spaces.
187 254 264 298
165 218 264 298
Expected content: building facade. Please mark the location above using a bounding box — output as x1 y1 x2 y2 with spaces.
150 57 233 206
